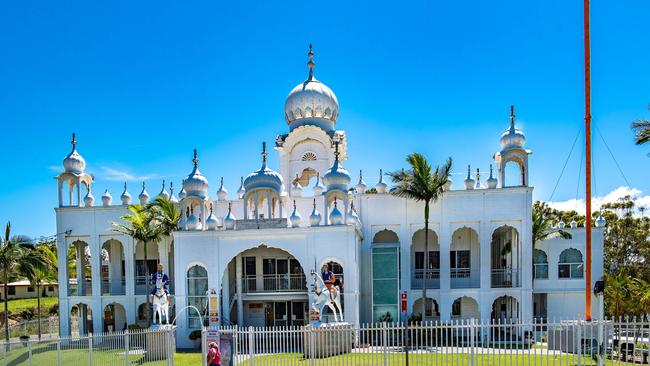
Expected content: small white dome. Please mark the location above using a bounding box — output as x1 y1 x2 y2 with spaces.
158 180 170 200
499 106 526 150
323 146 351 192
186 211 201 231
346 201 360 226
284 45 339 132
309 199 321 226
312 172 325 196
120 183 132 205
244 143 284 194
570 219 578 228
217 177 228 201
464 165 475 190
206 206 219 231
84 189 95 207
486 165 498 189
101 189 112 206
236 177 246 199
291 177 303 198
356 170 367 194
375 169 388 194
62 133 87 174
289 201 302 228
169 182 179 203
329 200 343 225
224 203 236 230
139 182 150 205
183 150 209 200
595 213 606 227
558 219 566 229
178 183 187 199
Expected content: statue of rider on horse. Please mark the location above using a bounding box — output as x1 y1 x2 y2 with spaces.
150 263 170 325
310 263 344 324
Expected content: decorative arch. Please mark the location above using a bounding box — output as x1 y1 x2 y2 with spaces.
533 249 549 279
412 297 440 320
450 227 480 288
411 229 440 289
103 302 127 332
373 229 399 244
491 295 520 321
495 148 530 188
558 248 583 279
490 225 521 288
67 240 92 296
451 296 480 319
186 264 209 329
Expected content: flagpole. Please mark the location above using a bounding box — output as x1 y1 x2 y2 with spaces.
584 0 593 321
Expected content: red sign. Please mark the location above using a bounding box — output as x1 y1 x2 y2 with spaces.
400 291 407 313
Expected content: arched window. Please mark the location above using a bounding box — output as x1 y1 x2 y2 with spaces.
373 229 399 244
187 265 208 328
558 249 583 279
533 249 548 279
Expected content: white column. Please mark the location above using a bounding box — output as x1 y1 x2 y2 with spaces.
75 243 85 296
439 225 451 292
222 268 230 324
109 241 123 294
91 236 101 298
124 238 135 297
92 300 103 334
235 254 244 326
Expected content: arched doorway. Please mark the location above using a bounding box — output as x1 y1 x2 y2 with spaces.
101 239 125 296
134 241 160 295
451 296 479 320
490 226 520 288
68 240 92 296
412 298 440 321
70 303 92 336
411 229 440 289
450 227 480 288
103 303 126 332
491 295 520 321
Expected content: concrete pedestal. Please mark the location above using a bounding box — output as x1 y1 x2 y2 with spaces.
146 324 176 361
303 323 353 358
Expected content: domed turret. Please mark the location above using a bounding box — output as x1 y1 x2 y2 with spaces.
595 213 606 227
291 176 303 197
183 150 209 200
486 165 498 189
474 168 481 189
139 182 150 205
63 133 87 174
558 219 566 229
570 219 578 228
186 208 201 231
312 172 325 196
169 182 179 203
346 201 360 226
329 199 343 225
120 183 132 205
158 180 169 200
101 189 112 206
84 189 95 207
206 205 219 231
224 202 236 230
289 200 302 228
309 199 321 226
178 183 187 200
464 165 475 190
375 169 388 194
217 177 228 201
284 45 339 133
322 142 350 192
244 142 284 194
356 170 367 194
500 106 526 150
236 177 246 199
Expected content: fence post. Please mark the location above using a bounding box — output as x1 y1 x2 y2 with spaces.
248 326 255 366
124 329 129 366
88 333 93 366
470 319 476 366
309 326 315 366
201 327 207 366
382 323 388 366
28 340 33 366
166 328 173 366
57 338 61 366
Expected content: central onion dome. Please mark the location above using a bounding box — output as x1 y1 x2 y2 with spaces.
284 44 339 132
322 142 351 192
500 105 526 150
63 133 87 174
183 150 209 200
244 142 284 194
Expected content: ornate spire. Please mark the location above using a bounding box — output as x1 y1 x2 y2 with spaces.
313 198 317 209
170 181 174 193
334 140 340 161
307 43 315 80
261 142 267 163
509 105 516 129
293 200 297 210
334 197 338 208
467 165 471 179
124 182 127 190
210 203 213 213
228 202 232 213
162 180 166 190
71 133 77 151
192 149 198 168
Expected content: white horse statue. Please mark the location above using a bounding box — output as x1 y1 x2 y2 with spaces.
311 271 343 323
151 277 169 325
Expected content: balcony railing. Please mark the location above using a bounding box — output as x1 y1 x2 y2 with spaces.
411 269 440 289
135 276 148 295
101 277 126 296
450 268 479 288
491 268 521 288
242 274 307 293
68 279 92 296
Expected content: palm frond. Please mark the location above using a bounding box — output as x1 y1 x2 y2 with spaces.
632 120 650 145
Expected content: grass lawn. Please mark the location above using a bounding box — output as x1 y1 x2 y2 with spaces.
5 297 58 315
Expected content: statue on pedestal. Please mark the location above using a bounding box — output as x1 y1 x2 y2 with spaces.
310 264 343 324
150 263 170 325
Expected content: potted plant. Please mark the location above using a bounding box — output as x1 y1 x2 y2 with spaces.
189 330 202 349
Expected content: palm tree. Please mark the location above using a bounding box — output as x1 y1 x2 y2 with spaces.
26 242 57 340
388 154 452 319
0 222 49 342
632 119 650 145
148 196 181 236
532 207 572 248
112 205 163 326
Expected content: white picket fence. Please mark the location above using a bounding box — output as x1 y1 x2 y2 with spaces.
203 317 650 366
0 327 176 366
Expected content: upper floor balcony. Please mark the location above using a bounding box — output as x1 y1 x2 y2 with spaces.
242 274 307 293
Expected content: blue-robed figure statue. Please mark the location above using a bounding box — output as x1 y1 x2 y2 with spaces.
150 263 170 296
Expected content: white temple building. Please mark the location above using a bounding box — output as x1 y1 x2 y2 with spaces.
54 46 604 347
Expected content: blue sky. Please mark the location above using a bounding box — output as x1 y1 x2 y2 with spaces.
1 1 648 238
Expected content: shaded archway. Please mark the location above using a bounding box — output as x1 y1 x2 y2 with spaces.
559 248 583 279
70 303 92 336
491 295 520 321
451 296 479 320
134 241 160 295
412 297 440 321
68 240 92 296
103 303 126 332
137 302 154 327
450 227 480 288
533 249 548 279
490 226 520 288
411 229 439 289
101 239 125 296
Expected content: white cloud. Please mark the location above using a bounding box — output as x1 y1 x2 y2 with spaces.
97 166 158 182
547 186 650 216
